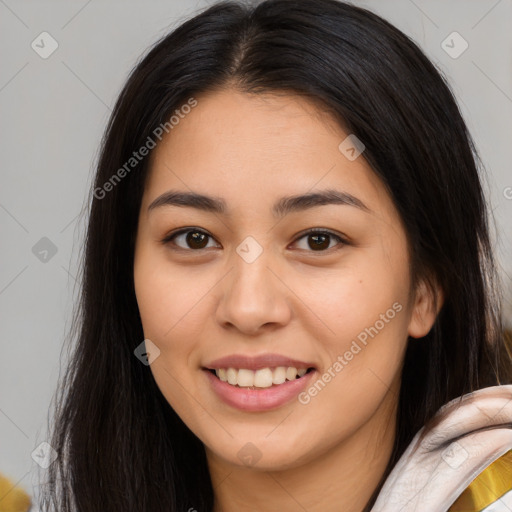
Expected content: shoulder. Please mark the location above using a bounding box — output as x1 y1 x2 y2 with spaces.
448 449 512 512
371 385 512 512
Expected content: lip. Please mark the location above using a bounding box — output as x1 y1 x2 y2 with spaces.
204 353 316 371
204 368 317 412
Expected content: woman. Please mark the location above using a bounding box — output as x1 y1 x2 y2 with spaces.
40 1 512 511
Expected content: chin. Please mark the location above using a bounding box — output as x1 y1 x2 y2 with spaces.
207 434 316 472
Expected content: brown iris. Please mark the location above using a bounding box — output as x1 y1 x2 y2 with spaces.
186 231 209 249
308 233 330 251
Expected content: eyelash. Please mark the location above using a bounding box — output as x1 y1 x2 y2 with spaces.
160 227 348 254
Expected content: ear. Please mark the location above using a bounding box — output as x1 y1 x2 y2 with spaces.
407 278 444 339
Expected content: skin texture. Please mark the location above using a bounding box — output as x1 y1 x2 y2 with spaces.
133 88 442 512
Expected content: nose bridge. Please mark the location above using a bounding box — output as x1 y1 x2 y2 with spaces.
216 234 291 333
231 234 277 302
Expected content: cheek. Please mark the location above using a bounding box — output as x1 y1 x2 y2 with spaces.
133 252 212 426
300 248 409 346
133 254 199 411
134 246 208 342
294 282 408 448
298 244 411 399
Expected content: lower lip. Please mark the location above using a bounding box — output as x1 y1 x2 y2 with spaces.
203 369 316 412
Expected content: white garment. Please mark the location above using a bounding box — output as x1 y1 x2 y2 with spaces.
371 384 512 512
481 489 512 511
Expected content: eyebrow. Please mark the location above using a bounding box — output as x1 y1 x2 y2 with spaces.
147 188 371 217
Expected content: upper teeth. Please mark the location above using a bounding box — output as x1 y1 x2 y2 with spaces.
215 367 309 388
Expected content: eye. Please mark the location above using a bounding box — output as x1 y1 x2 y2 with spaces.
161 227 348 253
161 228 220 251
292 228 347 252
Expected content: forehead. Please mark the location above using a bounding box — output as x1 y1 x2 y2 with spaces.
142 88 395 223
153 88 349 166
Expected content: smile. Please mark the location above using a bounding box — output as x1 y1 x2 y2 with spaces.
210 366 314 388
204 367 317 411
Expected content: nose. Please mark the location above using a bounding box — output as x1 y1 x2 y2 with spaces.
215 244 292 336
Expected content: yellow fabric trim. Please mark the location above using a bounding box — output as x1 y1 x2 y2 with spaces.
0 473 31 512
448 449 512 511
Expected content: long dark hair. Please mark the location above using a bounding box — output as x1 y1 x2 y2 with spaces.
40 1 512 510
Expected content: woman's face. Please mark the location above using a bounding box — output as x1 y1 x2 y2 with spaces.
133 88 439 472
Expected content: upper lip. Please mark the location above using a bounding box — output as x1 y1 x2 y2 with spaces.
204 353 317 371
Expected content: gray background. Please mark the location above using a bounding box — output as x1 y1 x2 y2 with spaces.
1 0 511 508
